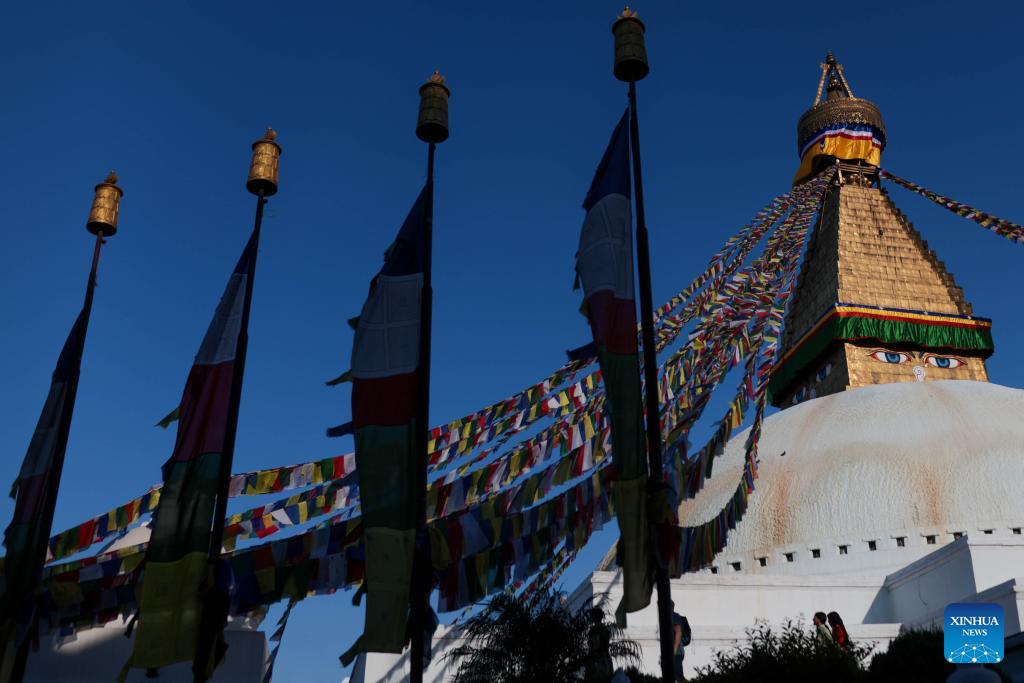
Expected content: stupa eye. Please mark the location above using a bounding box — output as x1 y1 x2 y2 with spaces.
868 349 910 364
924 354 965 369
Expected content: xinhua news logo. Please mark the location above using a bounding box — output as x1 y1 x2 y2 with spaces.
943 603 1003 664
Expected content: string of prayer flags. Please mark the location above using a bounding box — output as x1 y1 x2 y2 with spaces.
46 453 358 564
667 169 833 575
47 487 161 563
880 169 1024 245
436 463 614 612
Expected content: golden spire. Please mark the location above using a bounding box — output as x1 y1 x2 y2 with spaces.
813 51 855 105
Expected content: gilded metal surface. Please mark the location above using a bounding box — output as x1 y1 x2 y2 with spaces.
796 97 885 152
416 70 450 144
247 127 281 196
86 170 123 236
799 53 883 152
612 7 648 82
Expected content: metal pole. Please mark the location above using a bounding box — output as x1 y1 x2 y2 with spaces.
628 80 676 683
193 189 265 682
409 140 435 683
8 230 105 683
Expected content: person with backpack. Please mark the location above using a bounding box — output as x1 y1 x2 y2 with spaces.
671 606 691 682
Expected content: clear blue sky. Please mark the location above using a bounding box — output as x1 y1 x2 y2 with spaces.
2 2 1022 680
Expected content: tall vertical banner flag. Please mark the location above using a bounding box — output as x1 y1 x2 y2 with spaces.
2 304 91 655
122 234 257 678
575 110 652 622
343 188 427 661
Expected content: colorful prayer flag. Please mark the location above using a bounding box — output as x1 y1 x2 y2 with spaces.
2 302 92 653
575 110 652 623
341 188 427 664
121 233 257 680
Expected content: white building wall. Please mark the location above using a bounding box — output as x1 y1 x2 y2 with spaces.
25 619 267 683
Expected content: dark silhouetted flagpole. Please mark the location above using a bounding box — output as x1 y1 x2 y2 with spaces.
6 172 122 683
612 8 675 683
192 128 280 683
410 70 449 683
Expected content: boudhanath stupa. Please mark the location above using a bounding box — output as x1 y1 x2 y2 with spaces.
349 53 1024 683
18 54 1024 683
563 54 1024 680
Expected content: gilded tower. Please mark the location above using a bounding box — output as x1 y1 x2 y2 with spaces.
769 54 994 408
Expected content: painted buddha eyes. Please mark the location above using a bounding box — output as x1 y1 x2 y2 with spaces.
815 363 833 382
866 349 966 369
868 350 910 364
924 354 965 369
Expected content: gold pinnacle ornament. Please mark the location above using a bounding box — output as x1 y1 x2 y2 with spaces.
86 170 123 237
416 70 450 144
246 127 281 196
612 7 649 82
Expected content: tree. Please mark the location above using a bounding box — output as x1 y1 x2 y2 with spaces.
693 621 1013 683
692 619 872 683
867 627 952 683
868 628 1010 683
445 590 642 683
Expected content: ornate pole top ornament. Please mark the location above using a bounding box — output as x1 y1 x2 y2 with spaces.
615 6 644 26
247 127 281 196
417 70 450 144
424 70 449 93
87 169 123 236
612 6 649 82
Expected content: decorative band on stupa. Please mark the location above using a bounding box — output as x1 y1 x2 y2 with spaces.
769 303 994 400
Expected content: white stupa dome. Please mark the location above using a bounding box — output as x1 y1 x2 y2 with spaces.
679 380 1024 572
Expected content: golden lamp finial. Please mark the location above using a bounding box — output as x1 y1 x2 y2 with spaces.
86 169 123 237
417 70 450 144
246 127 281 197
612 6 649 82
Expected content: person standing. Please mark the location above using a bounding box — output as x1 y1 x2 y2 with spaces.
671 610 691 681
813 612 833 647
586 607 614 681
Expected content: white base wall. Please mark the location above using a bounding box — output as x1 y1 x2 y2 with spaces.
567 537 1024 680
24 618 267 683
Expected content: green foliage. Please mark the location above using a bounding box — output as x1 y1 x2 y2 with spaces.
692 619 873 683
445 590 642 683
693 621 1013 683
868 627 1011 683
867 627 952 683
